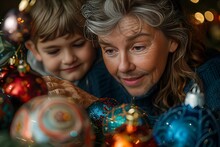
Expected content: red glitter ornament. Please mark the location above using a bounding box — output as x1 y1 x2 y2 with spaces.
2 60 48 110
0 65 16 86
0 68 9 86
105 124 157 147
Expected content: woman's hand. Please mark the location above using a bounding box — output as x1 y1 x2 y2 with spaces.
43 76 98 108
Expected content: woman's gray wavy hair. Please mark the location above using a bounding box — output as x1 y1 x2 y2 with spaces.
82 0 188 52
82 0 205 111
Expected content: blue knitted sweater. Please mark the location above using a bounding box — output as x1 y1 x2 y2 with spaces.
86 53 220 126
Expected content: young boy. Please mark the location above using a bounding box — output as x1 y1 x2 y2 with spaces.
25 0 120 98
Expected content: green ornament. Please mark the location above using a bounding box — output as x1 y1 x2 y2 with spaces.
0 31 17 67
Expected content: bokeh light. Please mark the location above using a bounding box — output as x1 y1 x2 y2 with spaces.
190 0 199 4
204 11 214 22
194 12 205 24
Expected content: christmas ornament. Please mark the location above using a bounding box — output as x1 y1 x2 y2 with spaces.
105 125 157 147
1 0 36 44
103 103 151 135
107 132 157 147
87 98 119 130
0 131 53 147
2 60 48 110
86 98 119 146
0 91 15 131
153 83 220 146
0 60 17 87
0 67 10 86
0 31 17 67
103 103 155 146
10 95 94 146
1 9 32 44
0 30 18 87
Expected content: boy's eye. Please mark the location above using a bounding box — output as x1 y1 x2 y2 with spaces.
72 40 86 47
46 49 59 55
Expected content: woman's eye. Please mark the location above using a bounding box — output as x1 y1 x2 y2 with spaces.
103 48 118 56
133 46 145 51
130 46 148 54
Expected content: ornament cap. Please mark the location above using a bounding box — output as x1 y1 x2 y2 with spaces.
17 60 30 76
19 0 36 12
9 56 19 66
184 83 204 108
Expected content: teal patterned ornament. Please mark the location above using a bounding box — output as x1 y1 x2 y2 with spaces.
153 83 220 147
102 103 151 135
86 98 119 146
87 98 119 130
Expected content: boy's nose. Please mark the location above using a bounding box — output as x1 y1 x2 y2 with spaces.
63 51 77 64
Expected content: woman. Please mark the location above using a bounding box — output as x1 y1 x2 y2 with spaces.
46 0 220 125
83 0 220 120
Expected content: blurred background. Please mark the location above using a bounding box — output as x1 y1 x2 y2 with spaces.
0 0 220 50
181 0 220 51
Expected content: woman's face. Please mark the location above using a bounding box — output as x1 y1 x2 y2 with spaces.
98 16 178 96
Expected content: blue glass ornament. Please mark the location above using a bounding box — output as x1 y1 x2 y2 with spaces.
153 83 220 147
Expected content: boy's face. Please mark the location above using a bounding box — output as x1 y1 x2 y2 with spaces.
33 34 96 82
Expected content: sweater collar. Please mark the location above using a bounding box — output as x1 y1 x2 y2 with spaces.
119 83 159 101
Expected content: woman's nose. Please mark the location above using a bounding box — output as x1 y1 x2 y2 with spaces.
118 53 135 73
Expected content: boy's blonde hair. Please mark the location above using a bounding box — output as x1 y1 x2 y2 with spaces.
30 0 85 44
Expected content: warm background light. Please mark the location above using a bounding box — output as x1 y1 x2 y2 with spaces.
0 0 219 51
190 0 200 4
194 12 205 23
204 11 214 22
